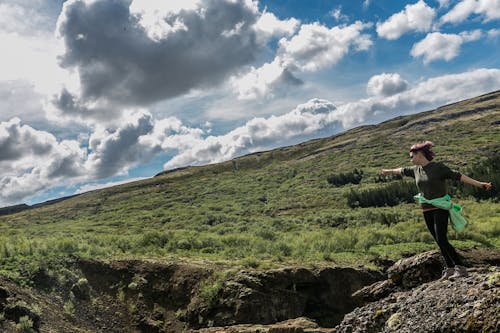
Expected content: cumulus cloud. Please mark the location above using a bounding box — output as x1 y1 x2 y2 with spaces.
367 73 409 97
330 6 349 22
279 21 373 71
411 30 482 63
437 0 452 8
253 10 300 44
233 21 372 99
488 28 500 38
164 98 341 168
377 0 436 40
0 118 86 205
0 110 204 205
84 110 205 178
53 0 268 120
440 0 500 25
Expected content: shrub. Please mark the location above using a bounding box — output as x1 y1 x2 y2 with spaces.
199 271 231 307
347 181 415 208
138 231 170 248
327 169 364 186
16 315 34 333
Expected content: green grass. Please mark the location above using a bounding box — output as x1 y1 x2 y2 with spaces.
0 91 499 283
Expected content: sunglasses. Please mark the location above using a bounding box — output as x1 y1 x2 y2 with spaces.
409 151 418 158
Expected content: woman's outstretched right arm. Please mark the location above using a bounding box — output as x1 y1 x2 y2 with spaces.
381 168 402 176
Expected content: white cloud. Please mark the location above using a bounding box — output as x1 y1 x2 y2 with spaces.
0 118 86 205
437 0 452 8
330 6 349 22
84 110 205 179
367 73 409 97
394 68 500 106
377 0 436 40
253 10 300 44
230 58 303 100
279 21 373 71
129 0 203 41
0 110 205 205
75 177 148 194
411 30 482 63
232 21 372 99
487 28 500 38
164 98 341 168
440 0 500 25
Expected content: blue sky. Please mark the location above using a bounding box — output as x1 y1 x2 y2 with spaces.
0 0 499 206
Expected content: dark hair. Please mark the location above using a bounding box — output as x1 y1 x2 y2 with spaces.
410 141 435 161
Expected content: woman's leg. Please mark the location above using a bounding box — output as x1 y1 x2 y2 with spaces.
432 209 463 267
423 210 461 267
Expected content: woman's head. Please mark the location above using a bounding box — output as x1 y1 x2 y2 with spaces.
409 141 435 162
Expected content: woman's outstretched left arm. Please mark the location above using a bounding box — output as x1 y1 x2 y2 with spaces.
460 174 492 190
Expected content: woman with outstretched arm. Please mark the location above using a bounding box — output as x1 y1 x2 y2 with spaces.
381 141 492 280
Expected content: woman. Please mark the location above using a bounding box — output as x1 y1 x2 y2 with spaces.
381 141 492 280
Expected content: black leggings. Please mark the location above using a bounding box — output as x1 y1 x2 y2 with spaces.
423 209 462 268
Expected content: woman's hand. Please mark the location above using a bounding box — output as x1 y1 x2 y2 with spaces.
381 169 391 176
482 182 492 191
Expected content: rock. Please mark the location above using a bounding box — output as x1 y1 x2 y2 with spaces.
193 317 335 333
186 267 382 329
335 266 500 332
387 250 442 288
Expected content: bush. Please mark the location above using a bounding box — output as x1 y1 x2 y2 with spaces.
327 169 364 186
347 181 415 208
138 231 170 248
16 315 34 333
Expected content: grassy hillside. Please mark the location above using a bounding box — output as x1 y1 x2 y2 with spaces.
1 90 499 282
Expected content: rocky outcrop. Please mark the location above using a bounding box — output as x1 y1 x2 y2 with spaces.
336 266 499 332
336 248 500 333
185 267 382 328
77 259 381 331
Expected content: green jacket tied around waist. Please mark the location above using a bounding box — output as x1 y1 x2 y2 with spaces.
414 193 468 232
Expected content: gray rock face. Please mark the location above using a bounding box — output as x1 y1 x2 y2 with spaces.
336 266 499 333
186 267 383 328
336 248 500 333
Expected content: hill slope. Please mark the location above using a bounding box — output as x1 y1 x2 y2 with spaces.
0 90 499 272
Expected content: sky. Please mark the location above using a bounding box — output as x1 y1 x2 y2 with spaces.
1 0 499 207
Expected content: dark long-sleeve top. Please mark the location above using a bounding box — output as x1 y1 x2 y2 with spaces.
401 161 462 209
